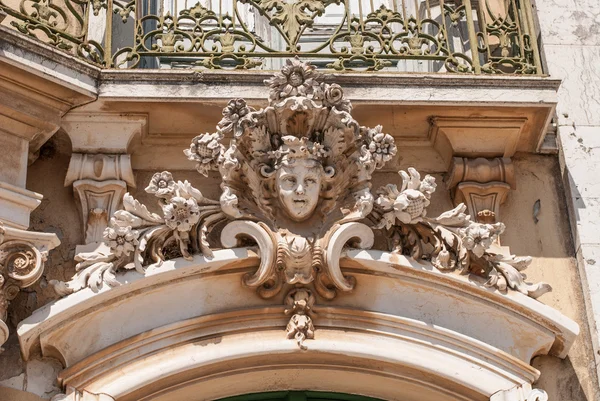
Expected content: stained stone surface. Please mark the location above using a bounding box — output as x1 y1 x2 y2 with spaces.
537 0 600 394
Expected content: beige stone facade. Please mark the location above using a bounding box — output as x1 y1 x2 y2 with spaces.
0 0 599 399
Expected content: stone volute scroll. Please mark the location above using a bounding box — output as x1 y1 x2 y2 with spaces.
51 58 551 349
0 221 60 349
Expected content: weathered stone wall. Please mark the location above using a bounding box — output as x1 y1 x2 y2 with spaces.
0 126 597 399
536 0 600 394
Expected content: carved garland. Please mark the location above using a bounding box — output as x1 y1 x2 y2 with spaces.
52 58 550 349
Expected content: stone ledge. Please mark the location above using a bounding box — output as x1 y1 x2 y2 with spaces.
0 25 100 99
100 69 562 90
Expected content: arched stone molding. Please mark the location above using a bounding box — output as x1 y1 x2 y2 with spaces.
18 249 577 401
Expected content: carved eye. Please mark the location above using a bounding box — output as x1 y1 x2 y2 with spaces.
305 178 317 186
281 176 297 189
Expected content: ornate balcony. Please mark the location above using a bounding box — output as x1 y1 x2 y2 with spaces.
0 0 543 73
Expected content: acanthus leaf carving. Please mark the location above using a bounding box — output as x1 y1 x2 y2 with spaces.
53 58 551 350
370 169 550 299
51 178 225 295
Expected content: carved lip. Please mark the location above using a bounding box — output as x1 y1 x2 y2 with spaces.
292 198 308 206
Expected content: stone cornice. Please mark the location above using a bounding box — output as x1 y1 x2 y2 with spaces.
0 24 562 101
97 70 561 107
99 69 562 91
0 26 101 88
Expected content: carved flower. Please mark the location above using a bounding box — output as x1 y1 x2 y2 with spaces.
265 58 321 101
419 175 437 198
145 171 176 199
460 222 504 258
218 98 250 137
365 125 397 168
103 226 139 257
321 83 351 113
432 248 455 271
162 196 201 232
184 133 223 177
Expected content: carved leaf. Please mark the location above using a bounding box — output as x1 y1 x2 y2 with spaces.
51 261 117 295
322 126 346 159
74 248 115 269
112 210 144 228
178 180 220 205
432 203 470 226
487 255 551 298
135 225 171 273
122 193 164 224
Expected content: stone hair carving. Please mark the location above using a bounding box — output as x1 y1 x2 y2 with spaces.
53 58 550 349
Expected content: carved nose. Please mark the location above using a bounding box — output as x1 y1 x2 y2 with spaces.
296 184 305 195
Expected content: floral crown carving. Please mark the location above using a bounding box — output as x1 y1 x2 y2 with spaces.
271 136 329 166
184 57 397 223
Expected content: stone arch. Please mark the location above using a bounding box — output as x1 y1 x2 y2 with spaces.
20 250 575 401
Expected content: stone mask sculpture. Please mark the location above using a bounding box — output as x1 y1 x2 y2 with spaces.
52 57 550 349
274 138 325 222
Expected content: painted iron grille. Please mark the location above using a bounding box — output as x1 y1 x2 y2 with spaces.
0 0 543 73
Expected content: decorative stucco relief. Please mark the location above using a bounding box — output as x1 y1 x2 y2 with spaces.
51 58 550 349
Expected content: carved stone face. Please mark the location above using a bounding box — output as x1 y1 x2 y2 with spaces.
276 161 321 222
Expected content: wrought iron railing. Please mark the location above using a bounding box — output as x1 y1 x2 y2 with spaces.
0 0 543 73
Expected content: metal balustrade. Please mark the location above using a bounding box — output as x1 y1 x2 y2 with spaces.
0 0 543 73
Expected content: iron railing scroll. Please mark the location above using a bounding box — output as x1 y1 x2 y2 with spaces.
0 0 544 73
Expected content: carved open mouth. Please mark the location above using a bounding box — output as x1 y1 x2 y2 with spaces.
293 199 307 206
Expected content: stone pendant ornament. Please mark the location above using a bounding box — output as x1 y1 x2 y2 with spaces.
52 57 550 350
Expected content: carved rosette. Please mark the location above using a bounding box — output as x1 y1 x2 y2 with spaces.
53 58 550 350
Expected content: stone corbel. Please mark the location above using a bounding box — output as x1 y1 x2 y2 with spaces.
61 112 145 249
0 181 43 230
446 157 515 224
431 117 527 170
0 222 60 348
64 154 135 247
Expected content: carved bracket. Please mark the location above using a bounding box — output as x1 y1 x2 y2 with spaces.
65 154 135 247
446 157 515 224
0 222 60 348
